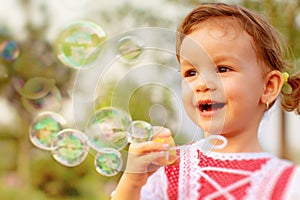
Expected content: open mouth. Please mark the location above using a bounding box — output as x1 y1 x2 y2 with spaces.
198 102 225 112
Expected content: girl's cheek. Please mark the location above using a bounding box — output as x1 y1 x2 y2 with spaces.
181 79 193 94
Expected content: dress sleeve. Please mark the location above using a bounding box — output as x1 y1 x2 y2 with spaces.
284 166 300 199
140 168 168 200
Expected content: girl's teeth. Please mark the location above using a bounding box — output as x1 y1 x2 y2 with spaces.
200 103 225 112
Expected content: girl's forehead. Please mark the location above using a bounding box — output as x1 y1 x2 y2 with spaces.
191 17 246 40
179 18 258 67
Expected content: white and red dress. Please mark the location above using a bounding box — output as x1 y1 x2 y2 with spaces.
140 141 300 200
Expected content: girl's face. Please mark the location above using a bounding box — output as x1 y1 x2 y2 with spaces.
179 20 266 136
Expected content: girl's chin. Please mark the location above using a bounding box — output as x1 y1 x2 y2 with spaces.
197 123 225 135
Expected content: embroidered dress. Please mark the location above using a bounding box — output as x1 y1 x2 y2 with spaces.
140 141 300 200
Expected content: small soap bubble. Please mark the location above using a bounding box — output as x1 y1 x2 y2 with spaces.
29 112 66 150
18 77 55 99
94 148 122 177
85 107 131 151
0 40 20 61
128 120 153 143
51 129 90 167
21 86 62 113
55 21 106 69
117 35 143 64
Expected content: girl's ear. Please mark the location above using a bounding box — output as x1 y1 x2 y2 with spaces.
261 70 284 105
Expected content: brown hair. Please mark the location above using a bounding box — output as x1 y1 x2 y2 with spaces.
176 2 300 114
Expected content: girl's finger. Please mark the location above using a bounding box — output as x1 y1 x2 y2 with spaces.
152 126 172 138
125 151 167 173
129 141 169 154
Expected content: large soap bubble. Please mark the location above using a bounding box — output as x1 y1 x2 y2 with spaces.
54 20 106 69
51 129 90 167
29 111 66 150
84 107 131 152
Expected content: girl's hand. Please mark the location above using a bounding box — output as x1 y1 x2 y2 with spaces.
111 126 179 200
124 126 173 186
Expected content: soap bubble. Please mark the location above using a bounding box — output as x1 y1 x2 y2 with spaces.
51 129 90 167
18 77 55 99
128 120 153 143
0 40 20 61
21 86 62 113
84 107 131 151
55 21 106 69
29 112 66 150
94 148 123 177
117 35 143 64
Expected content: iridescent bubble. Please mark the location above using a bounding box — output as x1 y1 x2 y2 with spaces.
0 40 20 61
21 86 62 113
94 148 122 177
84 107 131 151
18 77 55 99
29 112 66 150
51 129 90 167
55 21 106 69
117 35 143 64
128 120 153 143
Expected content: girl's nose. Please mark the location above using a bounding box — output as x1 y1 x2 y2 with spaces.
193 74 216 93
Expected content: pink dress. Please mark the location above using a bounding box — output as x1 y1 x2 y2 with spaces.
140 141 300 200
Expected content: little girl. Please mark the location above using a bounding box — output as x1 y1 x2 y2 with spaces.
111 3 300 200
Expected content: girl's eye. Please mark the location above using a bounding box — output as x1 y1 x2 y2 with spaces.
217 66 232 73
184 69 197 77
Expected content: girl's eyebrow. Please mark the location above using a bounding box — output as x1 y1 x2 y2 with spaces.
212 54 242 68
213 54 240 63
180 59 194 66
